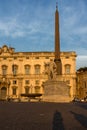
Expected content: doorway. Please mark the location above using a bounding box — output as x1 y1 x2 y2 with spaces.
0 87 7 99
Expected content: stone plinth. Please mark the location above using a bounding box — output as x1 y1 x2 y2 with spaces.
43 80 71 102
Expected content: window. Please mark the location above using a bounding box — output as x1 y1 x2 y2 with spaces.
35 65 40 74
12 88 16 95
35 80 40 85
35 57 39 59
65 64 71 74
45 56 49 59
84 81 86 88
14 57 17 60
25 87 29 94
13 80 17 84
25 65 30 74
3 57 7 60
65 56 69 59
35 86 40 93
12 64 18 75
26 57 29 59
2 65 7 76
25 80 30 85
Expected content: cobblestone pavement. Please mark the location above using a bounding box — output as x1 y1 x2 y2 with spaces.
0 102 87 130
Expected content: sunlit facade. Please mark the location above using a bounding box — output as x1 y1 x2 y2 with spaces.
0 45 77 100
76 70 87 99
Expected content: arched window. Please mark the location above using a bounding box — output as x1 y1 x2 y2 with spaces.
35 65 40 74
12 64 18 75
25 65 30 74
65 64 71 74
2 65 7 76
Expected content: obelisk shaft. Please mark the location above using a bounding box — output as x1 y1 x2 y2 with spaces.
54 5 62 75
55 7 60 59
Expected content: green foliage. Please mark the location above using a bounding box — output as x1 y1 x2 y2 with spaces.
77 67 87 72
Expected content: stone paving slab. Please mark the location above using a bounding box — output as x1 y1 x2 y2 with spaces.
0 102 87 130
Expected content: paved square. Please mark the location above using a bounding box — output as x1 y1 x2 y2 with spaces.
0 102 87 130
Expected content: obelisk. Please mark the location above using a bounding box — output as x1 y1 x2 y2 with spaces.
54 3 62 75
43 3 70 102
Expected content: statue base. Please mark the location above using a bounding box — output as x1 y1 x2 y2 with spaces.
43 80 71 102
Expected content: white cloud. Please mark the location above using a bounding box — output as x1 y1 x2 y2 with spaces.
76 55 87 69
0 17 24 37
60 1 87 55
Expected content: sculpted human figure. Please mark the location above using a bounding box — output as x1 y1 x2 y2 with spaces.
45 59 57 80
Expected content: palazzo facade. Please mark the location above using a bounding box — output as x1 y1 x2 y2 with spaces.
0 45 77 100
76 69 87 99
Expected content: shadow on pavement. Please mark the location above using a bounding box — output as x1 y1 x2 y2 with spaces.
76 103 87 110
70 111 87 128
52 110 65 130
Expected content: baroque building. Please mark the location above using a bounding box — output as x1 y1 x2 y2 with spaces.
76 68 87 99
0 45 76 100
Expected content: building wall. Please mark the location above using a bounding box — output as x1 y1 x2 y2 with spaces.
0 45 77 100
76 71 87 99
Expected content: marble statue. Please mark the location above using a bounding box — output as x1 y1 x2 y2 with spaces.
45 59 57 80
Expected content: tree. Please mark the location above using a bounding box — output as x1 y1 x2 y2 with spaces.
77 67 87 72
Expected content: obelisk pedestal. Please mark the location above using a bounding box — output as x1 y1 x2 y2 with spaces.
43 77 71 102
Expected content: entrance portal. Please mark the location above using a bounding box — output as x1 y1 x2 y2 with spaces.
0 87 7 100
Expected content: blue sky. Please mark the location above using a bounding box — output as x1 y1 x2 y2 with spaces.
0 0 87 69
